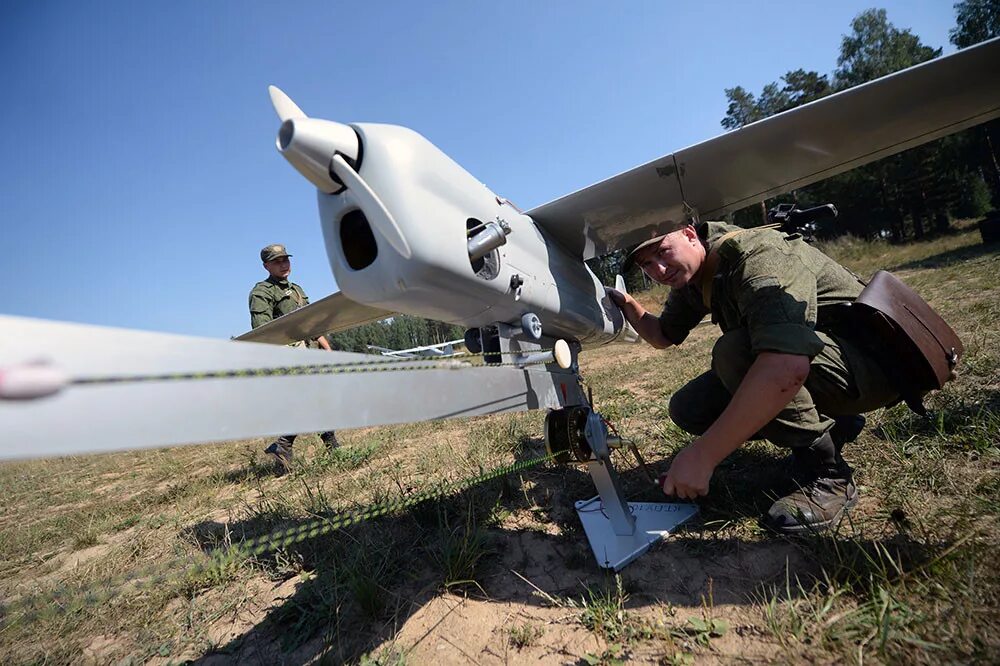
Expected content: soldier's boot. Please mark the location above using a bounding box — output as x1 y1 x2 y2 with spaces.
320 431 339 449
764 431 858 534
786 414 865 482
264 436 295 473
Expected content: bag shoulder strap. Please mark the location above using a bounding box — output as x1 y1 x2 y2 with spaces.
290 284 305 308
700 229 752 309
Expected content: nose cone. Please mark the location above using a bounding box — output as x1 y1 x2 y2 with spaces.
277 117 360 193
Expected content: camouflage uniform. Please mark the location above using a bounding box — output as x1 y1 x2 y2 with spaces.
657 221 899 532
661 221 898 449
248 277 317 347
251 244 338 465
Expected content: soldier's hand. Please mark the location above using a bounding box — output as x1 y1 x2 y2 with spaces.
605 287 628 309
659 444 714 499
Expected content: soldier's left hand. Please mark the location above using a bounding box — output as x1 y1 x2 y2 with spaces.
659 443 714 499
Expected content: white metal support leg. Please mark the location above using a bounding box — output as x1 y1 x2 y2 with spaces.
576 457 698 570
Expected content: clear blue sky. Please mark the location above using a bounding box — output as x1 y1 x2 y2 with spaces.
1 1 958 338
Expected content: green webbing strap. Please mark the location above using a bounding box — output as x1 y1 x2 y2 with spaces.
69 347 558 388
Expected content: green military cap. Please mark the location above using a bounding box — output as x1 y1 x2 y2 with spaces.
623 233 669 272
260 243 292 263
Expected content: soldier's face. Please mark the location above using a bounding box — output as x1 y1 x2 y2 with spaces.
636 227 704 288
264 257 291 279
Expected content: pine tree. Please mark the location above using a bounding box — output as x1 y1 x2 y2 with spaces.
950 0 1000 205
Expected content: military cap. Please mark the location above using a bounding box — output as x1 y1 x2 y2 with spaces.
622 234 669 272
260 243 292 263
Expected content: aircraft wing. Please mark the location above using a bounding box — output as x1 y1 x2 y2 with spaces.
235 290 393 344
0 315 583 460
527 38 1000 260
366 344 397 355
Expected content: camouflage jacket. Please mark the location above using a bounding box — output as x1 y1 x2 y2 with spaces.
249 277 313 345
658 221 865 358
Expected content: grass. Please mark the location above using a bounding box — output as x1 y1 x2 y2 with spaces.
0 219 998 663
579 574 633 642
507 621 544 648
428 507 494 591
359 645 408 665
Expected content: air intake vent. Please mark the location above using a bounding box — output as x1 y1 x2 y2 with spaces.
340 209 378 270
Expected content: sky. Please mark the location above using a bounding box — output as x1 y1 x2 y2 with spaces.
1 1 960 338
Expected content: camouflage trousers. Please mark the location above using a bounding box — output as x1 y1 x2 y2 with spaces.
275 432 338 446
668 328 899 449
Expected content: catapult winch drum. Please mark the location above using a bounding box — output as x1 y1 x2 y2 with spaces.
544 406 592 463
544 405 623 464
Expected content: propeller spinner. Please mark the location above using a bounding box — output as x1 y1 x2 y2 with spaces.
268 86 411 259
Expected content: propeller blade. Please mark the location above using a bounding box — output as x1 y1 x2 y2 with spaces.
614 274 640 343
330 154 413 259
268 85 307 121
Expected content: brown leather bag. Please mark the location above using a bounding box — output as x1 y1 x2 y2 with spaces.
852 270 963 414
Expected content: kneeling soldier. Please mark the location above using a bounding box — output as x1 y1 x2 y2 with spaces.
606 221 899 533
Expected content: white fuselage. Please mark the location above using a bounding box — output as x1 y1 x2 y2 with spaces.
315 123 628 345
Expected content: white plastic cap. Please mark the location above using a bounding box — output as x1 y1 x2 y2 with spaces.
0 362 68 400
553 339 573 369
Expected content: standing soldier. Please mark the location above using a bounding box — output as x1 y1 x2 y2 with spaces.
250 243 339 470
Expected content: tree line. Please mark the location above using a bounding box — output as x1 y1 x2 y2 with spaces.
326 314 464 353
721 3 999 240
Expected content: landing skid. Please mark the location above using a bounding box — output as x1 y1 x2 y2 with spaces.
577 458 697 571
544 405 698 570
